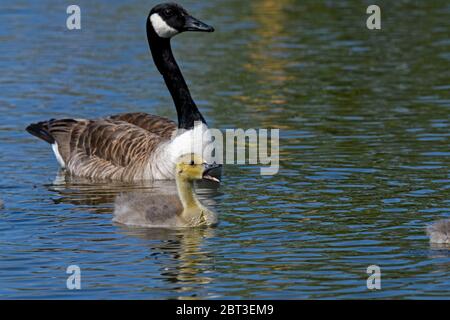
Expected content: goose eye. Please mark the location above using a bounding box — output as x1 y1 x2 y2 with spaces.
164 9 173 16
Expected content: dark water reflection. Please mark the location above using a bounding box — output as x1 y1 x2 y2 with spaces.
0 0 449 298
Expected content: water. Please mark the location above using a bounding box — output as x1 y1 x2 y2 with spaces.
0 0 449 299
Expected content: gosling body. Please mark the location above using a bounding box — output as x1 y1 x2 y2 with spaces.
427 219 450 244
113 154 219 228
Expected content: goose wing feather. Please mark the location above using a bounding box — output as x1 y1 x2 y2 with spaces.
108 112 177 139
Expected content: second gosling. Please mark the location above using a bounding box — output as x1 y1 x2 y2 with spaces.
113 154 220 228
426 219 450 244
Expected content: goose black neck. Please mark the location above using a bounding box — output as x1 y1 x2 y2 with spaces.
147 25 206 130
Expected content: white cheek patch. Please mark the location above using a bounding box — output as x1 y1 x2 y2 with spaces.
150 13 179 38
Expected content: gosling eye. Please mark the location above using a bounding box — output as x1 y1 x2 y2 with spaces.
190 160 195 166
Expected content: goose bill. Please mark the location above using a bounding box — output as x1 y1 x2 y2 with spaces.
183 15 215 32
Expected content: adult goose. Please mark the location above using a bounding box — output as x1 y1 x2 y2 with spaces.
26 2 219 182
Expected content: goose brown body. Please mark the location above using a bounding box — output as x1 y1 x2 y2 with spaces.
27 114 177 180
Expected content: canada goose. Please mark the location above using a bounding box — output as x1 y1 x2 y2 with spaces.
427 219 450 244
113 154 219 228
26 2 219 181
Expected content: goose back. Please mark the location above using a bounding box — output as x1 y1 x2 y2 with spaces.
108 112 176 138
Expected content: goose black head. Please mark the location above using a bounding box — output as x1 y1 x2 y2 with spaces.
148 2 214 39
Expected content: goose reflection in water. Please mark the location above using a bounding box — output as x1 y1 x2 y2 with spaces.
117 226 218 296
47 171 220 296
48 170 220 212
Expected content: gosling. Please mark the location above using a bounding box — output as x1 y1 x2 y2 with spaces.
426 219 450 244
113 154 220 228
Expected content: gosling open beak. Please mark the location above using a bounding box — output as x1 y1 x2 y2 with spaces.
183 15 214 32
202 163 221 183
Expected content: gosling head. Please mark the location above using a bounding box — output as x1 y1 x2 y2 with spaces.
148 2 214 39
176 154 221 183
